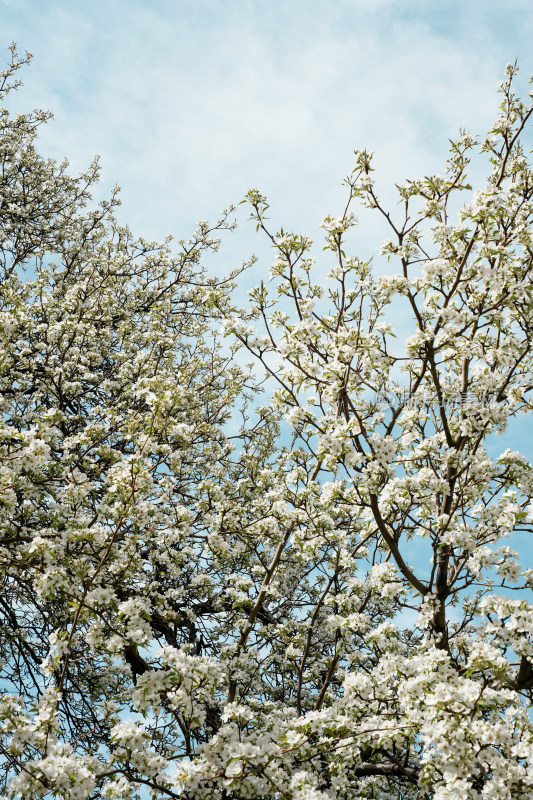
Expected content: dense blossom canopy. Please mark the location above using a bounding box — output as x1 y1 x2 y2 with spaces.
1 45 533 800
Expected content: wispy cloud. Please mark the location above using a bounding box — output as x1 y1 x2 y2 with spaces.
1 0 531 251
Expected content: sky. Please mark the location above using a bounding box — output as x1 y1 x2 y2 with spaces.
1 0 533 456
2 0 532 246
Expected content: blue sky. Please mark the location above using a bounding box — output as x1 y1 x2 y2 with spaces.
2 0 532 247
2 0 533 458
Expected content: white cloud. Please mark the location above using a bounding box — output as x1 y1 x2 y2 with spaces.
1 0 531 254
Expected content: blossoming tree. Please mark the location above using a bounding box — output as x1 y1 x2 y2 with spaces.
1 45 533 800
